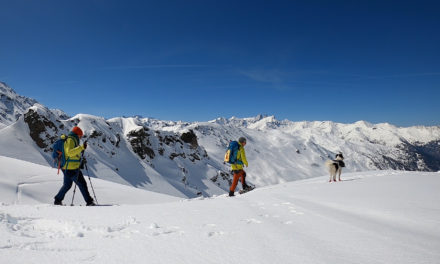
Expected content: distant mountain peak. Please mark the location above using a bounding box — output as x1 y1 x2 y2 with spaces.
0 82 39 127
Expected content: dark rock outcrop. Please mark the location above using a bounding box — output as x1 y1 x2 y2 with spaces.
24 109 58 149
127 128 155 160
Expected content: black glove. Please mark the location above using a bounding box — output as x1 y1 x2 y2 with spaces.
80 157 87 169
83 141 88 150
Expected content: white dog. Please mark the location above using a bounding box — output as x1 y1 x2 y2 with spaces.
325 152 345 182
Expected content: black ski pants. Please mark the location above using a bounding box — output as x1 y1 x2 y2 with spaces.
54 169 93 204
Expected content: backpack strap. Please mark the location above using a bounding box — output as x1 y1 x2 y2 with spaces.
57 151 62 175
234 145 244 165
68 135 79 147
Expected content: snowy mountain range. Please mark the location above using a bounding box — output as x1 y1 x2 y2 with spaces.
1 82 440 198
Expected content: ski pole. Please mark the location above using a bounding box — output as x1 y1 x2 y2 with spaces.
71 184 77 206
83 156 98 205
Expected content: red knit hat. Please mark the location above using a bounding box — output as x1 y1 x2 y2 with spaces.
72 126 83 137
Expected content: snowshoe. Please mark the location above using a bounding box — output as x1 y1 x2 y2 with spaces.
239 186 255 194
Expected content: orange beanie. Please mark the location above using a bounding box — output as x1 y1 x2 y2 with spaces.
72 126 84 137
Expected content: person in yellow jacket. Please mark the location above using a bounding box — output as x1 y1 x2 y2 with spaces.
229 137 250 196
54 126 95 206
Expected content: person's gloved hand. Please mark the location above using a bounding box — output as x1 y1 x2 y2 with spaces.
83 141 88 150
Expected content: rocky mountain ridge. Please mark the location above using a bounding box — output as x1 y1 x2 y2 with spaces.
1 82 440 198
0 82 38 128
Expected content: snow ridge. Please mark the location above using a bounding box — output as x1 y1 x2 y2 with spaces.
1 83 440 199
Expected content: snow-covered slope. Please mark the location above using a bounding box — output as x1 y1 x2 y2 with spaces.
1 156 439 264
0 156 179 205
0 104 229 198
1 83 440 199
167 115 440 185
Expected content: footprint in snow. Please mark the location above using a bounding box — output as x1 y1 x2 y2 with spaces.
259 214 270 218
150 223 160 229
242 218 262 224
207 231 225 237
288 207 304 215
150 224 183 236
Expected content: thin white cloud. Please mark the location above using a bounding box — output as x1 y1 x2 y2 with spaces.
103 65 212 70
346 72 440 81
238 69 285 83
237 69 297 91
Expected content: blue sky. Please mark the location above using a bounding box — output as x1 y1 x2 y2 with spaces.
1 0 439 126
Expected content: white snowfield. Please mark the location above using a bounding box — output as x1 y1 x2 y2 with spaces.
1 156 439 264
